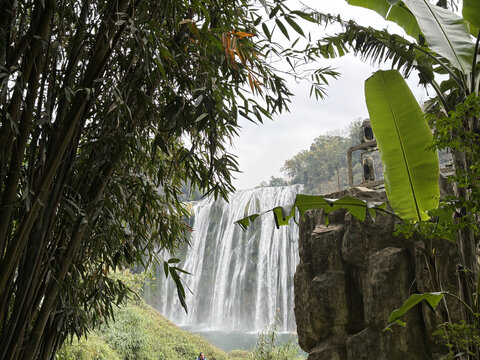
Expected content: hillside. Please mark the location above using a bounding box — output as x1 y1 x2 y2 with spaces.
57 301 250 360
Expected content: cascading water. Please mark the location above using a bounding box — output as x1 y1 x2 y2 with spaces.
145 185 301 333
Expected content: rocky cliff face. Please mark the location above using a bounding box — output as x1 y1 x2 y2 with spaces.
294 186 461 360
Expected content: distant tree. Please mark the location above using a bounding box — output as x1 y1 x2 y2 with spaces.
267 176 288 187
281 121 362 194
0 0 322 358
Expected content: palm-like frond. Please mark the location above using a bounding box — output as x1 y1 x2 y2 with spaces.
308 15 469 111
315 21 433 81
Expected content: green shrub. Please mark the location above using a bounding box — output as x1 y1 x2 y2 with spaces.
228 349 251 359
252 319 304 360
58 300 230 360
57 333 119 360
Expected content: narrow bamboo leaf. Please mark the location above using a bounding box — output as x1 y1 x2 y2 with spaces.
262 23 272 41
388 292 445 323
403 0 474 74
365 70 439 222
269 5 281 19
347 0 421 40
284 16 305 37
275 19 290 40
163 261 169 279
463 0 480 29
172 266 192 275
195 113 208 122
291 10 317 23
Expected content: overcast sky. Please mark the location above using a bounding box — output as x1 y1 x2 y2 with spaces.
230 0 431 190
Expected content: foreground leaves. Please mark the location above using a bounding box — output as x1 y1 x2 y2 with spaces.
463 0 480 29
346 0 421 40
403 0 474 74
387 292 445 327
365 70 439 222
235 194 388 229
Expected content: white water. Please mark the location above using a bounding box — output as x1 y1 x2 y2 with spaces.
146 185 301 332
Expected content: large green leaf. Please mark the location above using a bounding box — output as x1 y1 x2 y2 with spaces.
347 0 422 40
388 292 445 324
365 70 439 222
463 0 480 30
403 0 474 74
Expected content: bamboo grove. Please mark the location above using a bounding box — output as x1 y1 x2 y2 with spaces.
0 0 303 358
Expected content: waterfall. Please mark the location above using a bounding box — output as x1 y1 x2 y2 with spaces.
145 185 301 332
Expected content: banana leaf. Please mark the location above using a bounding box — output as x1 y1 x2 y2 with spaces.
463 0 480 30
235 194 389 230
365 70 439 222
403 0 474 74
463 0 480 29
387 292 445 326
347 0 422 41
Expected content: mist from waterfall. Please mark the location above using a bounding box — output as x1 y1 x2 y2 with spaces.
145 185 301 333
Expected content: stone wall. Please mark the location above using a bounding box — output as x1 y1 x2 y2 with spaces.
294 186 462 360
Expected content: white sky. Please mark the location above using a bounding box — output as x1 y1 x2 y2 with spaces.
231 0 432 190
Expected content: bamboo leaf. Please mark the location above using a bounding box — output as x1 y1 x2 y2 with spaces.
403 0 474 74
233 31 255 38
365 70 439 222
275 19 290 40
163 262 169 278
284 16 305 37
262 23 272 41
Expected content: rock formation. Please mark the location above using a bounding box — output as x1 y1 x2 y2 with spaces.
294 186 462 360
